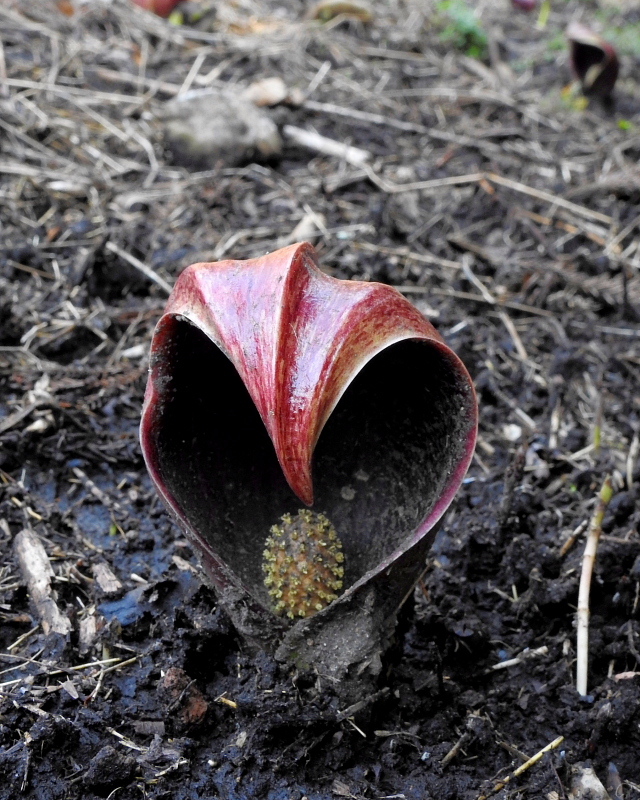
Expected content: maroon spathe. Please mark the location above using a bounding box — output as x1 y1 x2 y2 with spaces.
140 242 478 661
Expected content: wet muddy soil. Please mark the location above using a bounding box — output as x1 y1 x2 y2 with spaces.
1 1 640 798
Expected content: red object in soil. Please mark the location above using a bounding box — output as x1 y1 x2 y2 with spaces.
511 0 537 11
566 21 619 99
131 0 181 17
140 241 477 695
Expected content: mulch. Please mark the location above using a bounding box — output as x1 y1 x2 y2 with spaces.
1 0 640 798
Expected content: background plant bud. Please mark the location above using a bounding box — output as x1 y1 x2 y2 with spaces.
566 21 619 99
511 0 537 11
131 0 182 18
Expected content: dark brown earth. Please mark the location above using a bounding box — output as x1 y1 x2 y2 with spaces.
1 1 640 798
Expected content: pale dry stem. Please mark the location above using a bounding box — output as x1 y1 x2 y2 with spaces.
576 475 614 697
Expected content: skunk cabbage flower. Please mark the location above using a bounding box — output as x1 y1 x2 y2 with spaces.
566 22 619 100
511 0 537 11
140 242 477 701
131 0 182 18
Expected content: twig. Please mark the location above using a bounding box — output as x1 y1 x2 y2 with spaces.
486 172 613 225
336 687 390 722
441 714 488 768
87 666 106 703
2 77 141 105
568 321 640 339
304 99 431 134
0 656 135 692
357 165 613 226
383 86 516 107
283 125 371 166
13 529 72 636
364 165 484 193
353 241 461 272
0 402 40 436
215 693 238 710
559 520 589 558
71 467 126 516
86 655 138 675
104 242 172 295
627 433 639 491
400 285 554 318
488 646 549 672
441 728 470 768
278 210 326 248
0 648 45 677
166 678 197 714
460 257 529 362
21 747 30 792
576 476 614 696
107 727 148 753
486 377 537 431
497 741 530 763
0 38 8 98
592 389 604 455
178 50 210 96
7 625 40 652
477 735 564 800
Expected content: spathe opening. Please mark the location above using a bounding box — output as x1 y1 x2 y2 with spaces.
149 318 473 610
313 339 472 586
572 42 605 82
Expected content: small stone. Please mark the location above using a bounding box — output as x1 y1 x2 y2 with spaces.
502 424 522 442
243 77 288 107
158 89 282 169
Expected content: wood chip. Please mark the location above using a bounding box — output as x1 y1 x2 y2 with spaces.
78 613 98 655
133 720 166 736
569 764 612 800
13 529 72 636
92 562 123 595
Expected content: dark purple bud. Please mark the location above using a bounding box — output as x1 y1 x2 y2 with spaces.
511 0 537 11
567 21 619 100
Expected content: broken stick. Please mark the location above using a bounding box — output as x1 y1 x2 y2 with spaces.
13 529 71 636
